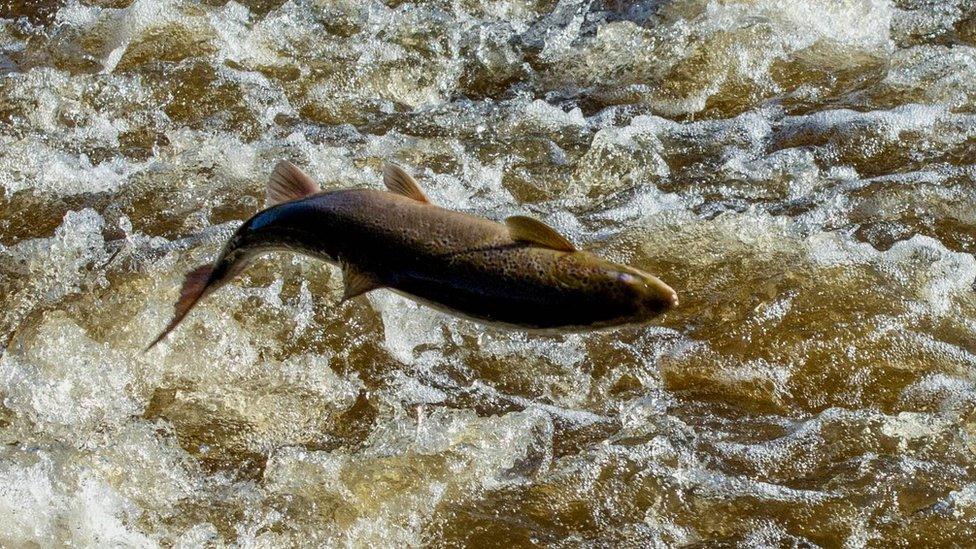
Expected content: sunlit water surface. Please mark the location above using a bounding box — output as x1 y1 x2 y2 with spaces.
2 0 976 546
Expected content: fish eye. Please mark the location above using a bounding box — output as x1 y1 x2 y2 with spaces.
616 272 641 285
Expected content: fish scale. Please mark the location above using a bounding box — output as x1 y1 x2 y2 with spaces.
147 161 678 348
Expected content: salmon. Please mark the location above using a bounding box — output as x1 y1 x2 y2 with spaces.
146 161 678 349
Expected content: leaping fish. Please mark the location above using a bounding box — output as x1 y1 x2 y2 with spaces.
146 162 678 349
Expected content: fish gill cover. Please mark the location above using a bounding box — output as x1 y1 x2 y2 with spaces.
1 0 976 546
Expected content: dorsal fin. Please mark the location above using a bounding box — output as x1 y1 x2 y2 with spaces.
383 163 430 203
506 215 576 252
266 160 320 207
341 262 382 302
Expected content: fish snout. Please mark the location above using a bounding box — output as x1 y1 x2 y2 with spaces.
654 277 679 310
620 270 679 314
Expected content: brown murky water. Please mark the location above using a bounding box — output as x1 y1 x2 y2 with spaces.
2 0 976 546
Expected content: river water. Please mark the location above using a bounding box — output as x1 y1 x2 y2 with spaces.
2 0 976 546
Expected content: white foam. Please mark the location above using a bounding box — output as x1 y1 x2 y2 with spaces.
780 104 948 143
3 0 976 545
0 457 154 547
514 99 586 131
1 142 130 196
369 291 449 365
945 483 976 518
703 0 894 50
900 47 976 110
902 374 976 413
262 407 554 545
880 235 976 315
0 315 149 436
880 411 950 451
1 209 109 341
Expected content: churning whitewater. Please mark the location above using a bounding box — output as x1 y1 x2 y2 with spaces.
2 0 976 546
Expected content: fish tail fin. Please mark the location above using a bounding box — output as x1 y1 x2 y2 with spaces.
144 264 215 352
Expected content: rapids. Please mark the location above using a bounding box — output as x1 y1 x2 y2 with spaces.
1 0 976 546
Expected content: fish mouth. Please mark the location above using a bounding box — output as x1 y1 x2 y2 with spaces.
645 274 679 311
617 266 678 310
663 284 679 308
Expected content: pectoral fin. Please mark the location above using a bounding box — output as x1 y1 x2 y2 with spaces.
341 263 382 302
383 163 430 204
505 215 576 252
267 160 320 207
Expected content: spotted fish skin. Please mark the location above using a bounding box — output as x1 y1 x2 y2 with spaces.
147 162 677 349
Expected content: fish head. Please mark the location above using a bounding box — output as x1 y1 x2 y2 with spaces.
612 264 679 318
557 252 678 327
